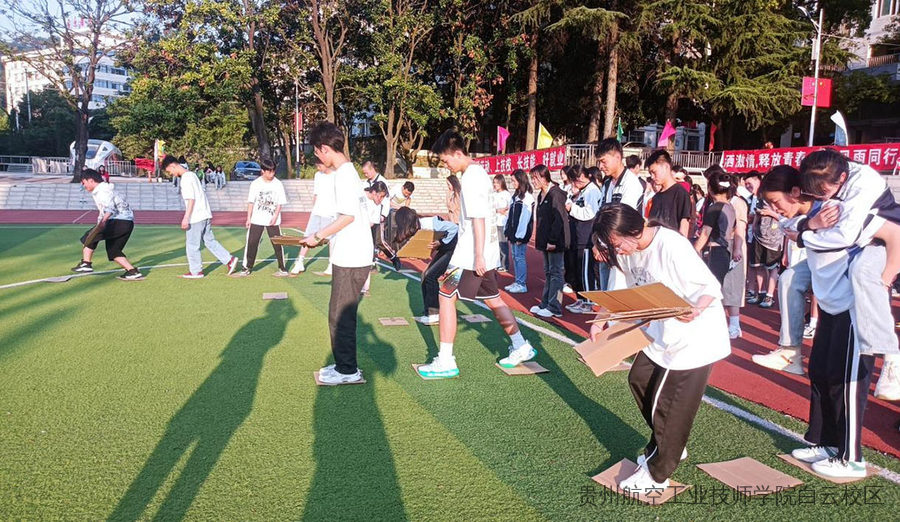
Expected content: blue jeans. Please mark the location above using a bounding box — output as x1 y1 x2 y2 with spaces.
850 245 900 356
511 241 528 286
778 260 811 347
541 250 565 314
185 218 233 274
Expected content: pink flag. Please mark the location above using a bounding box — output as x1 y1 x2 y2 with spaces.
497 126 510 153
657 121 676 148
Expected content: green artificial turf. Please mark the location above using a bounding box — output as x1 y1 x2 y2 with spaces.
0 225 897 520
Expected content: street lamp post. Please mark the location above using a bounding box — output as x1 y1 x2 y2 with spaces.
808 8 824 147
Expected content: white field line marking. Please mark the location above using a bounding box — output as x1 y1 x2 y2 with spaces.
0 257 328 290
378 260 900 484
71 211 92 223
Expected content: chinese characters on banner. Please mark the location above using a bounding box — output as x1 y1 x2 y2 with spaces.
721 143 900 174
474 146 568 175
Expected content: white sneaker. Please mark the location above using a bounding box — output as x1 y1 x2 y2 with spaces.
565 301 583 313
318 366 363 384
637 448 687 468
417 356 459 378
811 458 867 479
226 256 239 275
505 283 527 293
728 324 742 339
874 360 900 401
618 462 669 494
791 445 837 463
291 258 306 274
562 284 575 295
803 323 817 339
529 305 543 314
751 347 805 375
414 314 440 325
576 301 596 314
272 269 290 278
534 307 561 318
498 342 537 368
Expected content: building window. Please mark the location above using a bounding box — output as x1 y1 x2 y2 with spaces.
880 0 898 17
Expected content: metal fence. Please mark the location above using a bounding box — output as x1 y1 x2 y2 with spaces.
563 145 721 174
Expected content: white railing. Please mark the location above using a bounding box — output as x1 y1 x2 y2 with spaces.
562 144 721 174
32 157 70 174
104 160 139 177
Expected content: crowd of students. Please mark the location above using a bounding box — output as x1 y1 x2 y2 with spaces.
70 126 899 494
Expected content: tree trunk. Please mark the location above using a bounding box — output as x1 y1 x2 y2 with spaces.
282 125 294 177
247 90 272 160
587 38 605 143
323 67 336 123
525 44 538 150
71 103 90 182
664 93 678 152
602 23 619 140
384 109 397 178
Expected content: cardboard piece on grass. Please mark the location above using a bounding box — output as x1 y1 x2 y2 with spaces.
577 357 632 372
314 371 366 386
412 363 458 380
581 283 691 322
591 459 691 505
263 292 288 300
272 235 305 246
45 275 75 283
461 313 491 323
777 454 878 484
697 457 803 495
495 361 549 376
379 317 410 326
397 230 447 259
574 322 651 377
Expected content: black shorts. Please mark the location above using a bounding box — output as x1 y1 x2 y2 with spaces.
750 241 782 269
439 268 500 301
81 219 134 260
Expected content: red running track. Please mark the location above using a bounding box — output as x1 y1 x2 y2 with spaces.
2 209 898 458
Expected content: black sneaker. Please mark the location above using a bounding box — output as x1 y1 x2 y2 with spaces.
231 268 251 278
71 261 93 273
118 269 145 281
391 256 402 271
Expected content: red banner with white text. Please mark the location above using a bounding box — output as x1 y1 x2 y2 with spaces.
474 146 568 175
721 143 900 174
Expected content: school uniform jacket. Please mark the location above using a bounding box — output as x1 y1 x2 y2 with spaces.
534 185 571 251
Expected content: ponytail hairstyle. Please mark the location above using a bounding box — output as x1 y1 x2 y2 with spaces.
392 206 421 246
759 165 802 196
512 169 531 200
799 148 850 197
586 166 602 186
591 203 646 270
707 170 736 199
564 165 580 183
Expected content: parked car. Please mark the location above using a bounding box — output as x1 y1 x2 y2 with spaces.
232 161 261 180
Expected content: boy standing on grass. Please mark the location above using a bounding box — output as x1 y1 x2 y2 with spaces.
233 158 289 277
71 168 144 281
162 154 239 279
416 129 535 379
299 122 373 385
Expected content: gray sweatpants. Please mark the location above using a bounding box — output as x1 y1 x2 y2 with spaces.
185 218 232 274
850 245 899 356
778 260 812 348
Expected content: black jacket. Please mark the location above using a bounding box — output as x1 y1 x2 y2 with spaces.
505 194 533 244
534 185 570 251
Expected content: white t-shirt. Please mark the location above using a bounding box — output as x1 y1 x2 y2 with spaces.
619 227 731 370
91 182 133 222
312 171 336 218
330 162 374 268
247 177 287 226
181 171 212 223
449 164 502 271
492 190 512 227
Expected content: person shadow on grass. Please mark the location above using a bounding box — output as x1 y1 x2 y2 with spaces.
108 300 296 521
301 317 407 520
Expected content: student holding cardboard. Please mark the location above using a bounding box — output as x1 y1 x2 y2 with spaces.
415 129 535 378
590 203 731 494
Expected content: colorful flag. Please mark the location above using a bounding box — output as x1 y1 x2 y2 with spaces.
709 123 717 151
657 121 676 148
537 123 554 149
616 118 625 142
831 111 849 146
497 126 510 153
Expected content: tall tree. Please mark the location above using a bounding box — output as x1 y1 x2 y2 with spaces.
0 0 136 181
